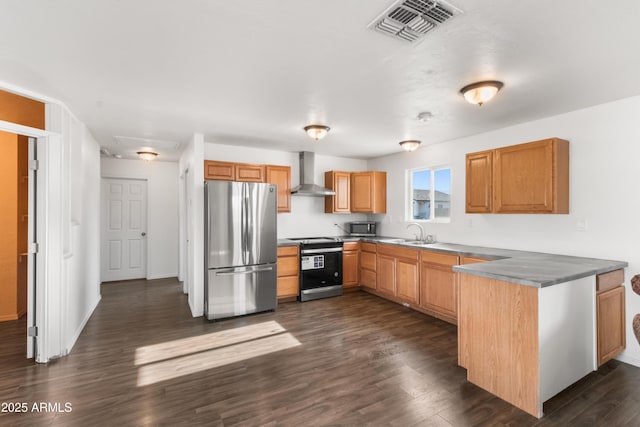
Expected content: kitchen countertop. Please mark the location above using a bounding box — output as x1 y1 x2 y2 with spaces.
278 236 627 288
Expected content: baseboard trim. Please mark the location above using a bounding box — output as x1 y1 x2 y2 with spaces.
65 294 102 355
615 352 640 368
147 274 179 280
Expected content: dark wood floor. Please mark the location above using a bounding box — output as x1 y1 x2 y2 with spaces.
1 278 639 426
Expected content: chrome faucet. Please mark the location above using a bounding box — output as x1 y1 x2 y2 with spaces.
406 222 425 242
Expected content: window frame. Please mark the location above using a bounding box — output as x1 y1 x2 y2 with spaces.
405 165 451 223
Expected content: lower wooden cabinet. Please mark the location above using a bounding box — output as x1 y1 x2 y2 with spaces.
277 246 299 300
419 251 460 324
343 242 359 288
596 269 626 366
376 244 419 304
359 243 377 289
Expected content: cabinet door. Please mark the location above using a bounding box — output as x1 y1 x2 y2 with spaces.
494 139 568 213
420 262 457 321
466 150 493 213
277 276 299 298
325 171 351 213
266 165 291 213
377 254 396 297
236 164 265 182
343 250 359 288
396 258 419 305
351 172 386 213
204 160 235 181
597 286 626 366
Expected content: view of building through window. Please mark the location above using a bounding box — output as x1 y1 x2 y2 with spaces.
410 167 451 220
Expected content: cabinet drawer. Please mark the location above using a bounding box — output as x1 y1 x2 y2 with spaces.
360 268 377 289
343 241 360 251
597 269 624 293
277 256 299 277
277 246 299 257
361 242 377 253
377 244 419 261
421 250 459 266
361 251 377 271
277 276 299 297
460 256 490 265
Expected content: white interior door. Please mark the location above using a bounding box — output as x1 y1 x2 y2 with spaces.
101 178 148 282
184 168 190 294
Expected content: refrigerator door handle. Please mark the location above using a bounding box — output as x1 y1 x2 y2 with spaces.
215 265 274 276
241 183 247 265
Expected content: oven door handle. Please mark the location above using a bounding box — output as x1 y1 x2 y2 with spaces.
301 247 343 255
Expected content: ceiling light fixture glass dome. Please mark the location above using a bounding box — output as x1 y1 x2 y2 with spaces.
399 140 421 152
460 81 504 106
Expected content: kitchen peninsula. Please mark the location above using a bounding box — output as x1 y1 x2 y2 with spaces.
277 237 628 418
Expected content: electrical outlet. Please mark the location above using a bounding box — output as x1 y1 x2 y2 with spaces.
576 219 588 232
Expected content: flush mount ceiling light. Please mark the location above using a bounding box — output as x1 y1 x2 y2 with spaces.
460 80 504 106
137 150 158 161
399 140 422 152
303 124 330 141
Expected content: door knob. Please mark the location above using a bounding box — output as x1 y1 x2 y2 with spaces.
141 232 147 236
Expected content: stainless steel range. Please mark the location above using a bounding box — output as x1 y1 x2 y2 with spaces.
288 237 343 302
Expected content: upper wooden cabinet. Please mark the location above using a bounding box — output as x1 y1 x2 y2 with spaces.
466 150 493 213
205 160 235 181
324 171 351 213
266 165 291 213
351 171 387 214
236 164 265 182
466 138 569 214
204 160 265 182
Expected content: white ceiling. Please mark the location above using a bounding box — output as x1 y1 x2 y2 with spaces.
2 0 640 161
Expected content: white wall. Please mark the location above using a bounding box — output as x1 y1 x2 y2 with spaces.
101 158 180 280
179 133 204 316
46 104 101 357
368 95 640 367
204 142 369 237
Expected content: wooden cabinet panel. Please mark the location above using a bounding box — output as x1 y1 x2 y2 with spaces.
343 250 359 288
0 89 45 130
343 241 360 251
324 171 351 213
396 258 419 305
460 255 491 265
597 286 626 366
204 160 235 181
421 250 458 266
360 251 377 271
378 244 419 261
277 276 299 298
360 243 377 289
360 269 377 289
596 269 624 292
236 164 265 182
377 254 396 297
351 171 386 213
277 245 299 299
266 165 291 213
420 250 459 325
420 261 457 320
466 138 569 214
277 255 298 277
466 150 493 213
493 138 569 213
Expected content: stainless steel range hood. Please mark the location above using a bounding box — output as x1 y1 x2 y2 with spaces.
291 151 335 196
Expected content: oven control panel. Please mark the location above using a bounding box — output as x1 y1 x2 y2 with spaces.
301 255 324 270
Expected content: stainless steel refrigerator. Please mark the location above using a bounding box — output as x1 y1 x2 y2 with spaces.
204 181 277 321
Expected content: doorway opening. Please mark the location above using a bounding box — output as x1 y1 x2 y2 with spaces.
101 178 149 282
0 131 37 359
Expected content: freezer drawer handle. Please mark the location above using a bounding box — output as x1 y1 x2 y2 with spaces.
215 266 274 276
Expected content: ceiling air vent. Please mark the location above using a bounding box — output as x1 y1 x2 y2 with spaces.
368 0 462 44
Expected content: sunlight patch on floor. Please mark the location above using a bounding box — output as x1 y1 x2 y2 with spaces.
134 320 287 365
135 321 301 386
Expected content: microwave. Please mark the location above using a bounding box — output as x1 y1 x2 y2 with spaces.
346 221 378 237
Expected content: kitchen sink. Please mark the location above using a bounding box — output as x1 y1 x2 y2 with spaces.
403 241 436 246
378 238 406 243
